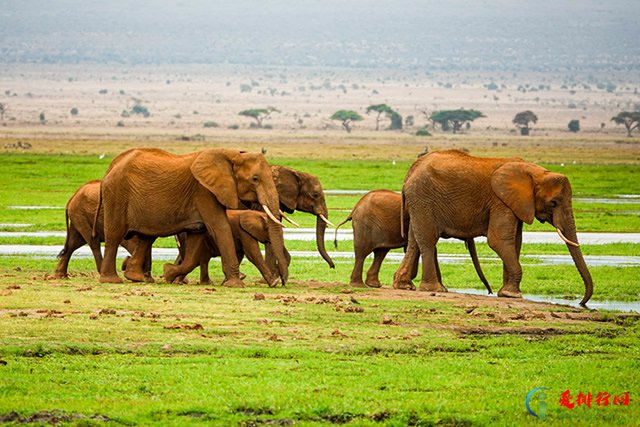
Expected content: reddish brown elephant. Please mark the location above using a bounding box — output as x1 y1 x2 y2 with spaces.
98 148 288 287
393 150 593 307
53 180 152 281
164 210 290 286
334 189 492 292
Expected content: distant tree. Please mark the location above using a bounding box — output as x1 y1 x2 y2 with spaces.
512 110 538 136
405 115 414 127
131 103 150 118
0 103 6 120
366 103 403 130
70 107 79 116
330 110 363 133
39 112 46 125
239 107 279 128
568 119 580 133
431 109 485 133
611 111 640 137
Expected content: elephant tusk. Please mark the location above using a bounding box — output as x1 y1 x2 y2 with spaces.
556 227 579 247
319 214 335 227
263 205 285 227
280 210 300 227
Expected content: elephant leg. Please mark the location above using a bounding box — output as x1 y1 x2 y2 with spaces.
194 198 243 287
53 226 87 279
418 240 447 292
121 236 154 283
100 228 125 284
365 248 389 288
122 237 154 282
349 245 370 287
488 220 523 299
164 234 207 284
242 238 278 287
393 227 418 291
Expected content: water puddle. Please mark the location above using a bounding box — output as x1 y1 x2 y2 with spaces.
454 288 640 313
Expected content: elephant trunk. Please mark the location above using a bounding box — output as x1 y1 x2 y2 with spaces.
555 206 593 307
315 213 335 269
259 187 289 285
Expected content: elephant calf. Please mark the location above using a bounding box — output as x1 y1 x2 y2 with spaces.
163 210 290 287
53 180 152 281
334 189 492 293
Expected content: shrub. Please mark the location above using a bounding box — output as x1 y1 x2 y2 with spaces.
416 129 431 136
203 121 219 128
228 124 239 130
568 119 580 133
70 107 79 116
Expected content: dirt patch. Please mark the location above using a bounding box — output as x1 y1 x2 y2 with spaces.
0 410 112 424
456 326 573 337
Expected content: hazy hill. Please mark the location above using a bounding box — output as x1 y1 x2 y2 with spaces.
1 0 639 72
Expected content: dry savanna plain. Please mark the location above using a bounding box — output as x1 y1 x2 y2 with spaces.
0 64 639 426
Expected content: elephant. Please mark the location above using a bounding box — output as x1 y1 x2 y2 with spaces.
163 210 291 286
392 149 593 307
53 180 152 281
97 148 288 287
334 189 492 293
268 165 335 268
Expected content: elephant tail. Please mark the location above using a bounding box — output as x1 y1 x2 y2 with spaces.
333 214 353 249
57 207 71 259
92 182 103 239
400 188 407 239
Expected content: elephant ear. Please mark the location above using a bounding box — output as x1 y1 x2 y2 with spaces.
273 166 299 213
240 212 269 243
191 150 239 209
490 162 536 224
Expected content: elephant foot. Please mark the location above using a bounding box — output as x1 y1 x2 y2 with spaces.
266 276 280 288
350 280 366 288
239 272 247 280
365 278 382 288
52 272 68 279
222 277 245 288
497 286 522 299
99 274 123 284
124 270 147 283
393 280 416 291
419 282 448 292
143 273 155 284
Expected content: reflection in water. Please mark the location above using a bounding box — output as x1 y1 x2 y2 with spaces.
453 288 640 313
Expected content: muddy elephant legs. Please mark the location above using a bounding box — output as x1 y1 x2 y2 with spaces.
488 220 523 298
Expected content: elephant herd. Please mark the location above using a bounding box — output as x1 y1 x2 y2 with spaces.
53 147 593 307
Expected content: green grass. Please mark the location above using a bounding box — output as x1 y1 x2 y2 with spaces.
1 274 639 426
1 151 639 425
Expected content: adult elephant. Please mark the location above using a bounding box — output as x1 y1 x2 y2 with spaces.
268 165 335 268
334 189 492 293
53 180 151 281
98 148 288 287
164 210 290 286
393 150 593 307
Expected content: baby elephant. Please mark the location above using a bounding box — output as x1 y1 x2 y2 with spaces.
53 180 152 281
163 210 290 286
334 189 492 292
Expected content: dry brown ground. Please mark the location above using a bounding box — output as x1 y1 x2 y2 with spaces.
1 63 638 163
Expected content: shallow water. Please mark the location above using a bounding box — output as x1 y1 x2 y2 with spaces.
453 288 640 313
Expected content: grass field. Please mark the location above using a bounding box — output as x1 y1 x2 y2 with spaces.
0 135 639 426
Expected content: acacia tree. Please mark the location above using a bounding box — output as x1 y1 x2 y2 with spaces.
239 107 279 128
366 103 402 130
431 109 485 133
611 111 640 137
512 110 538 136
330 110 363 133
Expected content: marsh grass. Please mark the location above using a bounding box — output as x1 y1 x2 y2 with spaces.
0 139 639 425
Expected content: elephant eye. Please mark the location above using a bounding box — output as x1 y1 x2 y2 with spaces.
550 200 558 208
252 175 259 183
312 192 320 199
